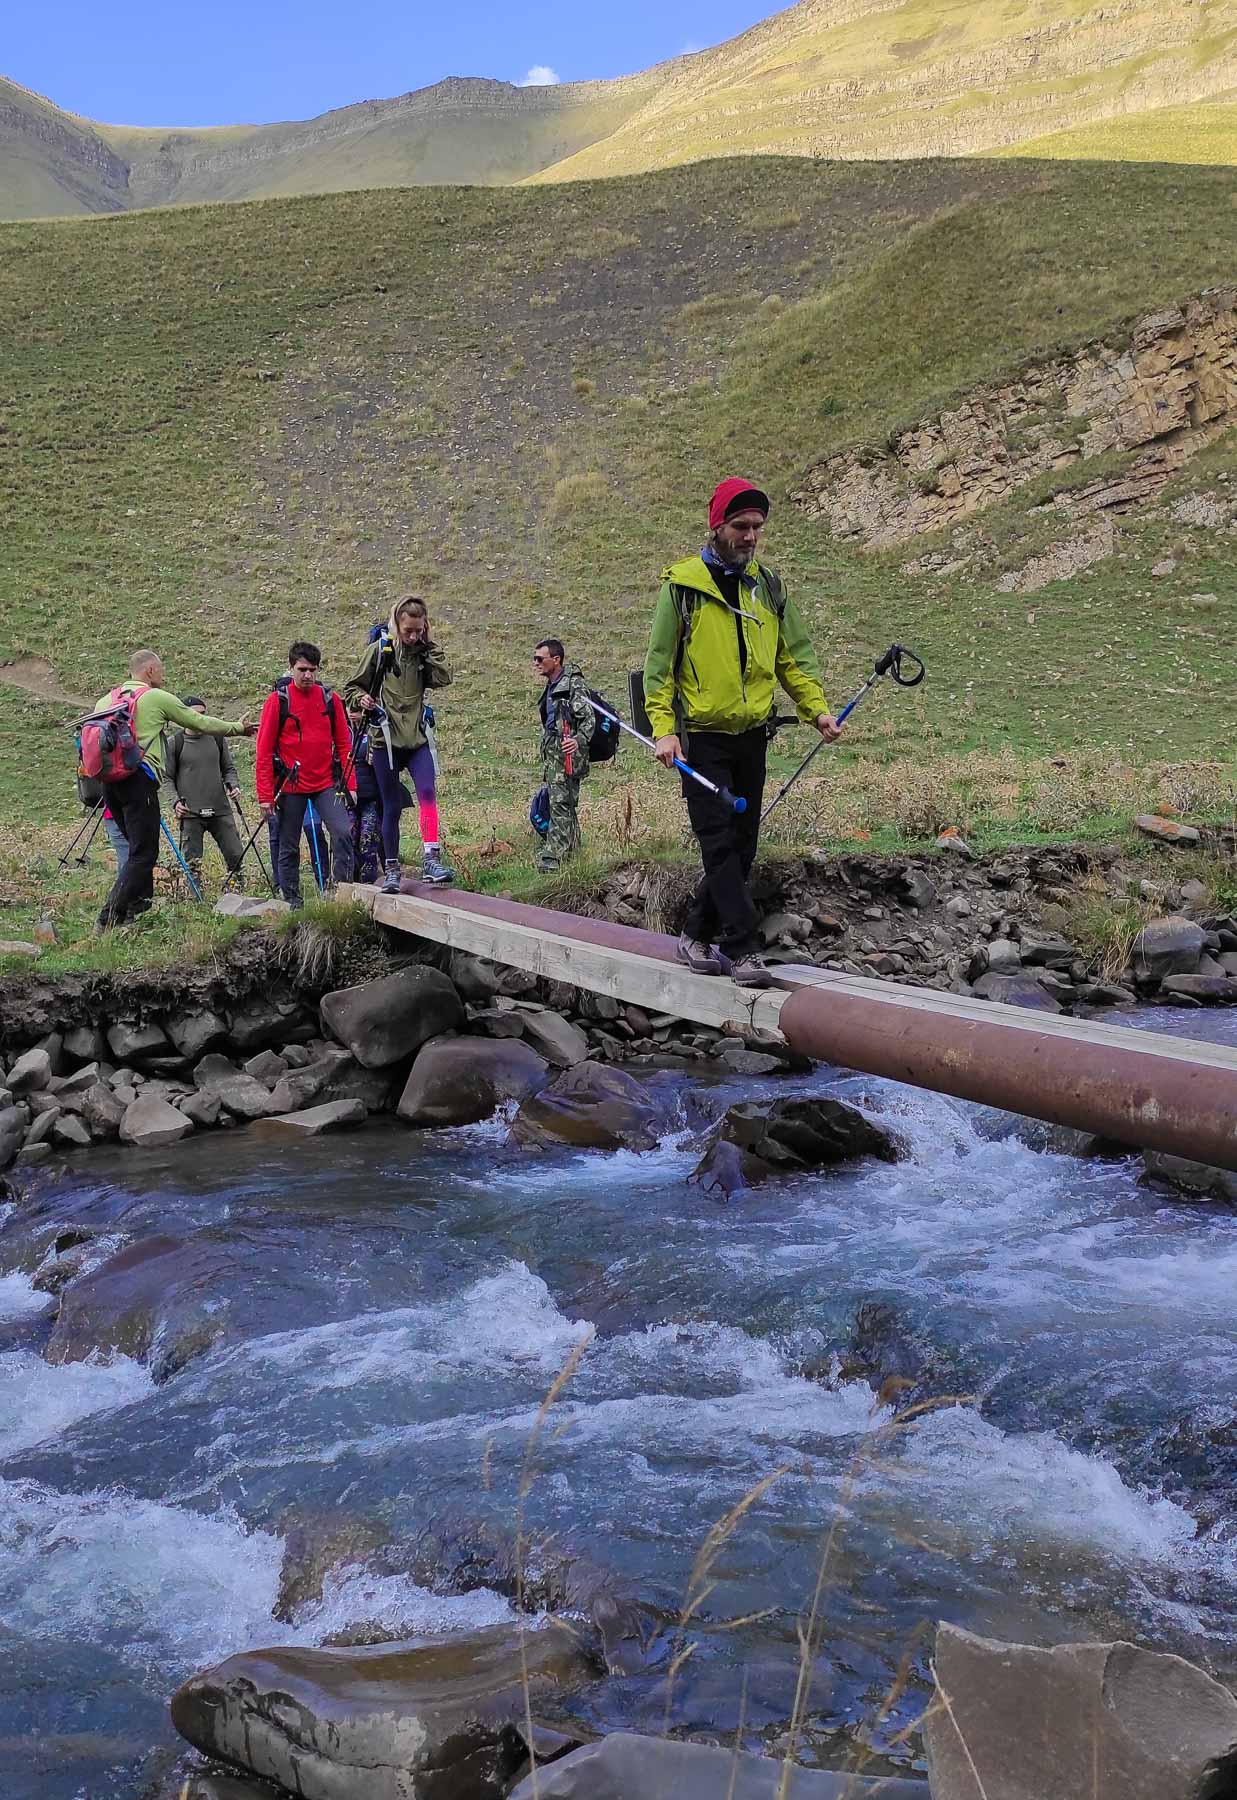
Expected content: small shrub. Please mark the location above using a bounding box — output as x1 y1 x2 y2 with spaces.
550 470 609 516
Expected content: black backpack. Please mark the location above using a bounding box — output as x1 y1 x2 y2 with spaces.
585 688 620 763
271 673 341 782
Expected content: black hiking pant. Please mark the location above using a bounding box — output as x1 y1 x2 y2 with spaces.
680 725 767 958
275 787 354 901
97 769 162 928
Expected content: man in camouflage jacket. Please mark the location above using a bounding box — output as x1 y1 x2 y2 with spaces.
534 638 595 874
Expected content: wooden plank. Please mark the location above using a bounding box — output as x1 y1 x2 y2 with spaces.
772 964 1237 1075
341 886 787 1036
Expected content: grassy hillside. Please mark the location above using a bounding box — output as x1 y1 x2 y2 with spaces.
1000 99 1237 165
2 153 1235 882
4 0 1236 221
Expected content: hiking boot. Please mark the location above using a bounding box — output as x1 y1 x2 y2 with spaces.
422 849 454 885
677 931 723 976
727 953 778 989
380 860 402 895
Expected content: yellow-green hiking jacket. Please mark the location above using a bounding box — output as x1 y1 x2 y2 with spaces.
642 555 827 740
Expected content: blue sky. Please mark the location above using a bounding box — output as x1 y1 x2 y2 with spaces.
10 0 770 126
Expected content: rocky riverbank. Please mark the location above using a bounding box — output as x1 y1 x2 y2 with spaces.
2 841 1235 1186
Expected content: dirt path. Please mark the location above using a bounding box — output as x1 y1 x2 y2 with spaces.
0 657 88 709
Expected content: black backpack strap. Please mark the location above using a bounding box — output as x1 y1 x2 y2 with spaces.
757 562 787 618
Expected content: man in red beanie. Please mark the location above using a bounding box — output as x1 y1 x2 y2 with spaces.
642 478 840 986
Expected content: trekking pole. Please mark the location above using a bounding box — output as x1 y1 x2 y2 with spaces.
589 700 749 813
305 796 327 892
57 801 107 869
231 794 277 896
159 814 204 902
761 643 925 826
221 762 299 894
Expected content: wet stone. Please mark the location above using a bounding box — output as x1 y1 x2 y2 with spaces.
398 1036 551 1127
510 1734 928 1798
320 965 464 1069
170 1623 596 1800
510 1063 674 1152
120 1096 195 1148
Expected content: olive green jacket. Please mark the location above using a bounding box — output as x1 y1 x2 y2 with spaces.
343 634 452 752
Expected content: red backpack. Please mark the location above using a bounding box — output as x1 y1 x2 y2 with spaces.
76 684 151 784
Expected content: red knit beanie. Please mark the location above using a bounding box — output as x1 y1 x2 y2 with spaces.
708 478 770 531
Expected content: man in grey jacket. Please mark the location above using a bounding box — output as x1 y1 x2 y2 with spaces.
168 696 245 881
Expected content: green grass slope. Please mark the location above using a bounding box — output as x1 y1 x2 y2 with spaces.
1 156 1235 846
999 98 1237 165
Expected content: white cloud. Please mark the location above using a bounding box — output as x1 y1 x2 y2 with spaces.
519 64 561 86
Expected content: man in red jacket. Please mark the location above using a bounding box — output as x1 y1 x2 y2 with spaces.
256 640 357 904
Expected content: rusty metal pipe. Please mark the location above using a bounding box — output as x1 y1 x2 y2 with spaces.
389 883 1237 1171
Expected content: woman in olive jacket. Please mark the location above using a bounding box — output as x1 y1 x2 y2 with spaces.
344 596 452 891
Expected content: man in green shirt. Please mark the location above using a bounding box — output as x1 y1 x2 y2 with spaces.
96 649 253 930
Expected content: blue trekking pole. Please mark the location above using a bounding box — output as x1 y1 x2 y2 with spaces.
159 815 204 901
761 643 926 825
304 797 327 892
589 700 748 813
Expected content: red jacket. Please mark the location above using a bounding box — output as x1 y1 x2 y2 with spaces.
255 680 356 806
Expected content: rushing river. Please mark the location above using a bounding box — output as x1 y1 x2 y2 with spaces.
3 1006 1237 1798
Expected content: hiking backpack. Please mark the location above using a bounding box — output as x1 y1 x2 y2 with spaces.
270 674 341 782
584 688 620 763
75 684 151 787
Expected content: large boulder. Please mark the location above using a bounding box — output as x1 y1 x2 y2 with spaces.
398 1037 551 1127
925 1625 1237 1800
510 1064 674 1152
44 1234 245 1379
63 1024 108 1064
510 1734 928 1798
165 1007 230 1060
1130 916 1206 983
690 1097 903 1199
970 972 1062 1011
119 1096 195 1148
170 1624 595 1800
193 1054 283 1120
320 966 465 1069
77 1081 128 1140
448 951 540 1002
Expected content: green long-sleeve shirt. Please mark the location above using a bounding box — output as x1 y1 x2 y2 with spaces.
94 683 245 778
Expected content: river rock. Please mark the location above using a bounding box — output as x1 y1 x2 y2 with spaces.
1161 974 1237 1002
398 1037 551 1126
227 994 312 1052
448 950 540 1001
15 1142 53 1165
24 1105 60 1146
690 1097 902 1198
470 1007 526 1038
0 1105 27 1169
120 1096 194 1148
1142 1151 1237 1203
519 1011 590 1067
179 1089 223 1128
165 1007 230 1060
45 1234 240 1379
1131 915 1206 982
8 1048 52 1095
193 1055 283 1119
243 1049 288 1083
78 1081 128 1140
51 1062 102 1095
903 870 937 910
510 1734 928 1798
510 1063 672 1152
34 1030 65 1074
258 1099 366 1135
970 972 1063 1011
170 1623 595 1800
320 965 465 1068
63 1024 108 1064
52 1114 92 1148
925 1624 1237 1800
106 1020 170 1063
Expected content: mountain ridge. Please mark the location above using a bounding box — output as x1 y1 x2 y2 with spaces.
2 0 1236 220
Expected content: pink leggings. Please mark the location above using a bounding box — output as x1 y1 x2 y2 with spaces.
373 743 437 862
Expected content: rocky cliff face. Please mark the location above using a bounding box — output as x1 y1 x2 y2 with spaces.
0 80 130 215
793 288 1237 577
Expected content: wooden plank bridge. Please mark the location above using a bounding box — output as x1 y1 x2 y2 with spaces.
338 883 1237 1172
